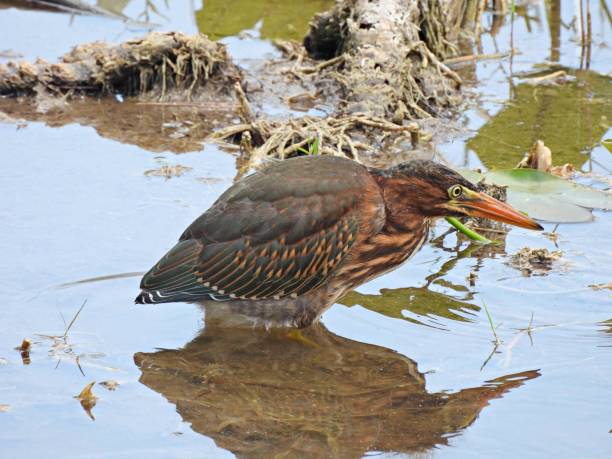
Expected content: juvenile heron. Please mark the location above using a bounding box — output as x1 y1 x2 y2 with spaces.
136 156 542 327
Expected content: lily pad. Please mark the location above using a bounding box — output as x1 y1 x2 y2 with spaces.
460 168 612 223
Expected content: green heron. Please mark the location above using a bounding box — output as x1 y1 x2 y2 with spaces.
136 156 542 327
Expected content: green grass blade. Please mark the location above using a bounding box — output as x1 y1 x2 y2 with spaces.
445 217 492 244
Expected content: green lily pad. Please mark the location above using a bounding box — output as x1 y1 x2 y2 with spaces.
459 168 612 223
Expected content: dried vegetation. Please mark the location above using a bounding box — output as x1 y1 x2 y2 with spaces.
0 32 240 100
0 1 483 167
509 248 564 277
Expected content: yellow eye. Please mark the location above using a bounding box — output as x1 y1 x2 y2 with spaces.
448 185 463 199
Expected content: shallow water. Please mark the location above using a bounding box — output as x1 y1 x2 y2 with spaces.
0 1 611 458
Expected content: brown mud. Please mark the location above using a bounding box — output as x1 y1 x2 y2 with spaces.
0 32 240 100
0 0 485 167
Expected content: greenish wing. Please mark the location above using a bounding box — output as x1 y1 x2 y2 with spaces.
137 156 370 304
137 215 358 303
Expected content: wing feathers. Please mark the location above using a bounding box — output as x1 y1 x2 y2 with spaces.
136 156 376 305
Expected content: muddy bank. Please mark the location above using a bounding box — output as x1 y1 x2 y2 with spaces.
213 0 475 163
0 0 478 163
0 32 240 100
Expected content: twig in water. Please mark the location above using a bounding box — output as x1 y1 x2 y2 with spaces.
444 49 519 65
480 344 500 371
483 300 502 346
480 299 503 371
523 312 535 345
63 299 87 339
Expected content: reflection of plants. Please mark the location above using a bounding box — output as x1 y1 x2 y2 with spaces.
339 287 479 328
467 70 612 169
195 0 333 41
138 0 169 22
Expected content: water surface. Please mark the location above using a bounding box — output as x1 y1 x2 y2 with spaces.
0 1 611 458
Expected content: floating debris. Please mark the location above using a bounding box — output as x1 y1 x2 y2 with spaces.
544 232 560 246
516 140 575 178
589 283 612 291
467 271 478 286
99 380 119 391
523 70 572 86
516 140 552 172
0 404 10 413
144 165 193 179
508 248 564 276
0 358 7 365
74 382 98 421
14 338 31 365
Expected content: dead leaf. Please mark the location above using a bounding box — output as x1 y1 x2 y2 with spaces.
524 70 571 86
15 338 31 352
15 338 31 365
516 140 552 172
0 404 10 413
550 163 576 178
74 381 98 421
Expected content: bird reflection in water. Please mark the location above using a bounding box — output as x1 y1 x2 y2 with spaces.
135 311 539 458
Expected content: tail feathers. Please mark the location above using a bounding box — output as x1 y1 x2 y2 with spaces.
135 288 231 304
135 290 169 304
134 289 195 304
135 289 228 304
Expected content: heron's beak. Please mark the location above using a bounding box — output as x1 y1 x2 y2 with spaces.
454 189 543 230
